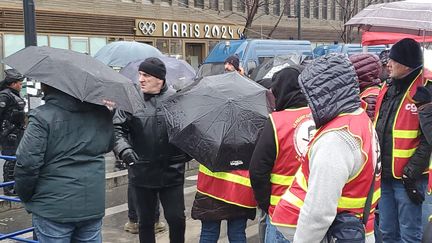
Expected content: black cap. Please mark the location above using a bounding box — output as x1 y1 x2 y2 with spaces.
138 57 166 81
389 38 423 69
2 69 24 84
224 55 240 71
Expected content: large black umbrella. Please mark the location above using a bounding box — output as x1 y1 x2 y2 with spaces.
3 46 144 114
120 56 196 90
162 72 271 172
94 41 163 68
250 54 306 83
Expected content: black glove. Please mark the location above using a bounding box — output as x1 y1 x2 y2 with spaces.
402 174 425 205
413 86 432 107
121 148 138 166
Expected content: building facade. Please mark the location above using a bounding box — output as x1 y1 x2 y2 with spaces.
0 0 398 73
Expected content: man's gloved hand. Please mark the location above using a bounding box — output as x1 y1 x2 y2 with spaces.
121 148 139 166
413 86 432 107
402 174 425 205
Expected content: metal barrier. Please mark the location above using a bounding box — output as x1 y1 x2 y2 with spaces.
0 155 38 243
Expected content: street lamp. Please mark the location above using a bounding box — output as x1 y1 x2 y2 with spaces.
297 0 301 40
23 0 37 47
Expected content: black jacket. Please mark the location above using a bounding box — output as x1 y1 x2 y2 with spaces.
375 68 431 180
249 65 307 213
0 87 26 153
113 84 190 188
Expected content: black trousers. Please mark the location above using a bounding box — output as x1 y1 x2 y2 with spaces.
131 184 186 243
128 185 160 222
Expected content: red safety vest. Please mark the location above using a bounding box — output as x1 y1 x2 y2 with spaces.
375 69 431 179
268 107 314 217
360 86 380 115
271 111 381 235
197 164 256 208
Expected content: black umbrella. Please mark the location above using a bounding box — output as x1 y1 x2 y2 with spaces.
162 72 271 172
3 46 144 114
250 54 306 82
120 56 196 90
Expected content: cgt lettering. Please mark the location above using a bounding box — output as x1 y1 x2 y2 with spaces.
405 103 418 114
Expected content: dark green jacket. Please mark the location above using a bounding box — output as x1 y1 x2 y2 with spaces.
14 90 114 223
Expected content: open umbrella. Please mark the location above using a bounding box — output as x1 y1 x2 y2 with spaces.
345 0 432 36
3 46 144 114
94 41 163 68
120 56 196 90
250 55 306 86
162 72 271 172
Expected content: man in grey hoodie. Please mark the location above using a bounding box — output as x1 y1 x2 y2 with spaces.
273 54 379 243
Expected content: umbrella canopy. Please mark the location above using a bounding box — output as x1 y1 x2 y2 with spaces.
3 46 144 114
120 56 196 90
94 41 163 68
162 72 271 172
346 0 432 36
362 31 432 46
250 54 305 82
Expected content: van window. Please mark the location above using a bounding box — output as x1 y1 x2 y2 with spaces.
258 56 273 65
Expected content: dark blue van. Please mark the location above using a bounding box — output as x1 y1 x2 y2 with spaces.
197 39 313 78
313 44 388 58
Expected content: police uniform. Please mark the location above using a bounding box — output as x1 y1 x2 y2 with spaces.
0 69 26 196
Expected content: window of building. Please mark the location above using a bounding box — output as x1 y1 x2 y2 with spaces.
179 0 189 7
50 36 69 49
37 35 48 47
263 0 269 14
313 0 319 19
4 34 25 58
160 0 172 6
273 0 280 15
284 0 291 16
304 0 310 18
360 0 365 9
322 0 328 19
89 37 107 56
210 0 219 10
71 37 89 54
224 0 232 11
237 0 245 12
339 0 345 21
194 0 204 8
331 0 336 20
156 39 170 55
170 39 183 58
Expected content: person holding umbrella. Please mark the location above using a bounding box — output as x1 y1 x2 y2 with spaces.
0 69 26 196
249 65 314 243
374 38 432 242
14 84 114 242
113 57 190 243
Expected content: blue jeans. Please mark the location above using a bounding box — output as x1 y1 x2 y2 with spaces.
199 218 247 243
379 177 427 243
265 216 290 243
32 214 102 243
422 190 432 230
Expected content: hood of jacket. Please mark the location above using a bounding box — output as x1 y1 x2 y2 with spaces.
271 65 307 111
299 54 361 128
43 89 104 113
349 53 382 91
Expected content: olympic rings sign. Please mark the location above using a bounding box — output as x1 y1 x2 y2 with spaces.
138 21 157 35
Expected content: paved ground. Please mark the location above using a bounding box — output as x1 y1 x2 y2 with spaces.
0 163 260 243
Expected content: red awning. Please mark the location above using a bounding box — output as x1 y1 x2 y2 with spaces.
362 31 432 46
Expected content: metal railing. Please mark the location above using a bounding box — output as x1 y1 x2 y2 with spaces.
0 155 38 243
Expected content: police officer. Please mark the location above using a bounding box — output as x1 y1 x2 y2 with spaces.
0 69 25 196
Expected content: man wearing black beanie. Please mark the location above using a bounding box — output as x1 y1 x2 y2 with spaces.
113 57 190 243
375 38 432 242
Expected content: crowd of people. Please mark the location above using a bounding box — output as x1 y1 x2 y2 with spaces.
1 37 432 243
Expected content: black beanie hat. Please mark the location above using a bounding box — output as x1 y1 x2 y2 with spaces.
389 38 423 69
224 55 240 71
138 57 166 81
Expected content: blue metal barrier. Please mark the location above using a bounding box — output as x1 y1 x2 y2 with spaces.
0 155 38 242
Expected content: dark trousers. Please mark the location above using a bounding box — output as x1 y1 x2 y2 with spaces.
131 184 186 243
128 185 160 222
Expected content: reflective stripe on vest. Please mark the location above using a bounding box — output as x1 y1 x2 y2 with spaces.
197 164 256 208
268 107 313 217
374 69 431 179
272 111 380 235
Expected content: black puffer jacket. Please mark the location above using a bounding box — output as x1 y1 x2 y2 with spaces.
375 68 431 180
113 84 190 188
298 54 360 128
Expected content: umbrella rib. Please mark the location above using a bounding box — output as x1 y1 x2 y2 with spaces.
20 55 50 76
